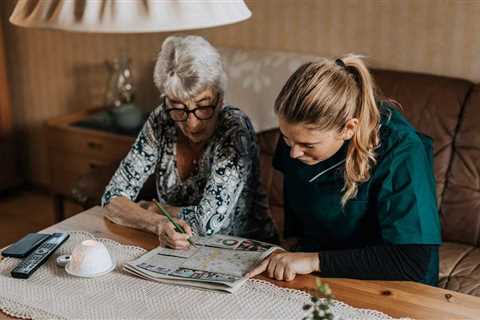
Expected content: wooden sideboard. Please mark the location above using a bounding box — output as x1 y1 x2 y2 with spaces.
0 15 19 192
45 108 135 221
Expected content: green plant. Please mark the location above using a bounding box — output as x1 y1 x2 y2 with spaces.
303 279 334 320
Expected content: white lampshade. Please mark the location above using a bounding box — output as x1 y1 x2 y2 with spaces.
9 0 251 33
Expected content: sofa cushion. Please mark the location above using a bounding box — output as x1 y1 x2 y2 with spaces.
442 84 480 245
219 47 316 132
439 242 475 281
439 242 480 296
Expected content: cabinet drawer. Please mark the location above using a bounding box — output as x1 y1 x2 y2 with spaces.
49 150 115 176
48 151 118 195
47 126 134 162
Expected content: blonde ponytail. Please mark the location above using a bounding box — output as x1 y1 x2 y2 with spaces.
340 55 380 206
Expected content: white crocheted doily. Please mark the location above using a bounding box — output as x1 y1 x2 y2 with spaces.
0 231 400 319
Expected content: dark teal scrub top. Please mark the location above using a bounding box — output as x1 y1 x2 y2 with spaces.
273 103 442 284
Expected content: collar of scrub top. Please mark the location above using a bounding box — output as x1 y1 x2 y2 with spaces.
307 141 349 183
308 158 346 183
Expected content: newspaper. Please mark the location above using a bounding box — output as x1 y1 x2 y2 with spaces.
123 235 281 293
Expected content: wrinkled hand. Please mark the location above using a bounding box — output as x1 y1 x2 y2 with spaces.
145 200 161 213
142 200 181 217
138 200 155 211
156 217 193 250
246 251 320 281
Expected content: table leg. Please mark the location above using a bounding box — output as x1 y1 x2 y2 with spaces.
53 194 65 222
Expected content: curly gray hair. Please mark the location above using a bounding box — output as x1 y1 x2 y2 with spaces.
153 35 227 101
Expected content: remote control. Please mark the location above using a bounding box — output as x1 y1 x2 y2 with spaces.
11 233 70 279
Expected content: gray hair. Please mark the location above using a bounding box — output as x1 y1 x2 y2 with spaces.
153 35 227 101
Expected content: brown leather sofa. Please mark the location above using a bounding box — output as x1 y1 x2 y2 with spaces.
72 68 480 297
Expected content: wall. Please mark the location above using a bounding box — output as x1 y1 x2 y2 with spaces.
1 0 480 187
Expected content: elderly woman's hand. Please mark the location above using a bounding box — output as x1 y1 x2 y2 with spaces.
246 251 320 281
106 197 193 249
140 200 192 249
142 200 182 217
156 217 193 250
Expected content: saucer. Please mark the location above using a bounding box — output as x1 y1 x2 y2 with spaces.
65 257 116 278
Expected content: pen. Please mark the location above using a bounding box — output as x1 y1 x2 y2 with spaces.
152 200 196 247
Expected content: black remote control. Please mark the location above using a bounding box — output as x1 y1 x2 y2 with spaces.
11 233 70 279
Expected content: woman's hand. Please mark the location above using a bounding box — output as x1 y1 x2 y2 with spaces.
246 251 320 281
156 217 193 250
105 197 191 249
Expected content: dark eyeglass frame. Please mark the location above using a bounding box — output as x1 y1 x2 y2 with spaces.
164 94 220 122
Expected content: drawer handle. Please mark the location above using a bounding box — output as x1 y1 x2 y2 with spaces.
87 141 103 150
88 162 105 169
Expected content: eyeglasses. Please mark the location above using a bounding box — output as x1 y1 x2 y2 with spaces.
164 95 219 122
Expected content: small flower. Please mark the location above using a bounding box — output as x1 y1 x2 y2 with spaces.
303 280 334 320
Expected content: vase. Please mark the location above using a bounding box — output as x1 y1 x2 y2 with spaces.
111 103 144 134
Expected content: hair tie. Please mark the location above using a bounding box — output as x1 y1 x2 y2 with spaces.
336 58 360 86
335 58 346 68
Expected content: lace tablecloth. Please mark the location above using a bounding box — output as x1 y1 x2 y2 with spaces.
0 231 400 320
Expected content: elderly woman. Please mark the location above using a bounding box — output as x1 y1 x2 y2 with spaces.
102 36 275 249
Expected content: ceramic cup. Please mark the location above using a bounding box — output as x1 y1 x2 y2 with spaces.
65 240 115 277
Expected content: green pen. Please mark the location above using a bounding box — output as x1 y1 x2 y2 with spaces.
153 200 196 247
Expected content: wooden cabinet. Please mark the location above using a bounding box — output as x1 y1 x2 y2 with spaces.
0 14 19 191
46 108 135 219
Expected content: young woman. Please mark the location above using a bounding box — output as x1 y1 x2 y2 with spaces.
247 55 441 286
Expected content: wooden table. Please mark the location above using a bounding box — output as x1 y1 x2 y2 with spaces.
2 206 480 319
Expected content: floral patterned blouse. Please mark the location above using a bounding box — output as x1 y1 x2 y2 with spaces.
101 103 276 240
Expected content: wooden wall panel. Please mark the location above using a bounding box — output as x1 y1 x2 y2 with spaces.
1 0 479 186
